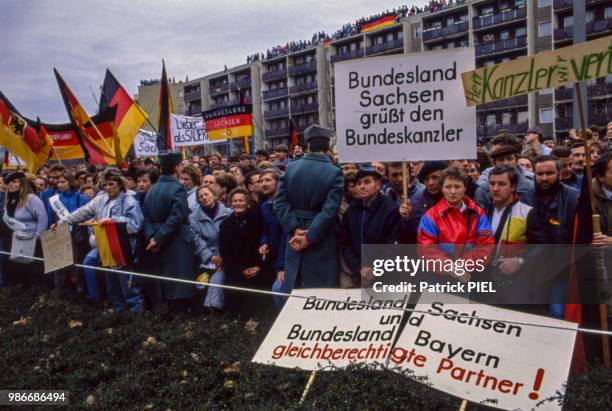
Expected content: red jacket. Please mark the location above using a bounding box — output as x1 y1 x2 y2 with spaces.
417 196 494 272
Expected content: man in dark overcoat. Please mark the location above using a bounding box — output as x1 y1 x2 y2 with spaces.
273 124 343 297
142 151 195 309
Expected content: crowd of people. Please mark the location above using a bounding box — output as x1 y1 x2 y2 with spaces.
0 123 611 327
245 2 467 63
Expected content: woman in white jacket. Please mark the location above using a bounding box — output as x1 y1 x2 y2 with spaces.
61 168 145 313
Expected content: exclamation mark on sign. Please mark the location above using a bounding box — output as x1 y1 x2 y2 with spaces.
528 368 545 400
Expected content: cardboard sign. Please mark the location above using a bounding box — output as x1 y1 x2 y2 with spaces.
41 225 74 273
462 35 612 106
252 289 408 370
170 114 209 147
390 293 577 410
334 49 476 162
133 129 158 157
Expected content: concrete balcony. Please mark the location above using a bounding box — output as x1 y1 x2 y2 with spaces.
263 88 288 100
423 21 469 42
289 82 318 94
475 36 527 57
330 48 364 63
366 38 403 55
288 61 317 76
262 69 287 82
473 6 526 31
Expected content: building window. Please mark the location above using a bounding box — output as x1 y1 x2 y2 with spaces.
539 88 553 96
538 21 551 37
563 16 573 28
414 26 422 38
447 42 455 49
518 111 529 124
537 0 551 7
500 30 510 40
539 108 553 124
502 112 511 125
432 45 443 50
447 16 455 25
481 6 494 16
516 27 527 37
515 0 526 6
486 114 496 126
586 11 594 23
606 7 612 19
386 32 394 42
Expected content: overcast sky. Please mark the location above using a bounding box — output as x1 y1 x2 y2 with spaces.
0 0 429 123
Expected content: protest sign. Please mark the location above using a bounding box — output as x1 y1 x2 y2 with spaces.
389 293 577 410
334 48 476 163
133 129 158 157
41 225 74 273
462 35 612 106
170 114 210 147
252 288 408 371
202 104 253 141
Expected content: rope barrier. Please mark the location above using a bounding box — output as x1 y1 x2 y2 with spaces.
1 249 612 337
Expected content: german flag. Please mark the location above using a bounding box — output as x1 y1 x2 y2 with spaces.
99 69 148 161
54 69 117 165
360 14 396 33
93 221 133 267
0 91 54 171
157 60 173 151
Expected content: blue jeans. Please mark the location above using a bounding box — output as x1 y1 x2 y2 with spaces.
105 270 145 313
83 249 103 302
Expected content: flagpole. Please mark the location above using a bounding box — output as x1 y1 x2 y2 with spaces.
575 83 610 367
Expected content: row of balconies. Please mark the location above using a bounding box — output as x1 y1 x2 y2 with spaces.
330 48 364 63
184 89 201 101
209 83 229 96
555 113 610 130
554 84 612 101
288 61 317 76
366 38 403 55
475 35 527 56
477 121 529 137
289 81 318 94
262 68 287 82
423 21 469 42
262 88 288 100
554 0 608 11
263 102 319 119
554 18 612 41
476 95 528 111
473 6 526 30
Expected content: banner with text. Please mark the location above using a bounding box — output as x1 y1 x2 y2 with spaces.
170 114 210 147
461 35 612 106
334 48 476 163
252 288 408 371
202 104 253 141
390 293 577 410
133 129 158 157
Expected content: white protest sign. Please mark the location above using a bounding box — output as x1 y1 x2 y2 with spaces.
170 114 209 147
252 288 408 370
133 129 158 157
389 293 577 410
41 225 74 273
334 48 476 163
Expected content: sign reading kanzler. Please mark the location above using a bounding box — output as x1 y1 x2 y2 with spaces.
334 48 476 163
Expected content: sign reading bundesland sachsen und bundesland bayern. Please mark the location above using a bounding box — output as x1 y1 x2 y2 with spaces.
334 48 476 163
391 293 577 411
461 35 612 106
252 289 408 371
202 104 253 141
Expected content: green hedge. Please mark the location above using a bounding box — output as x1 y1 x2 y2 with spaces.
0 285 610 410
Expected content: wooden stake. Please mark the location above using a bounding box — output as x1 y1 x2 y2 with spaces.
575 83 610 367
459 399 468 411
299 370 317 405
402 161 409 205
